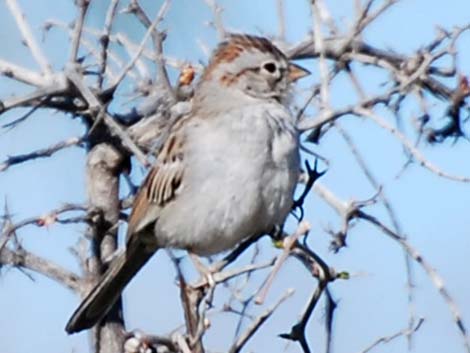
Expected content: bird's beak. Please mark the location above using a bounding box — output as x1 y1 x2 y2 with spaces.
287 62 310 82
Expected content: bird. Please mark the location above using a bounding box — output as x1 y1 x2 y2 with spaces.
65 33 310 334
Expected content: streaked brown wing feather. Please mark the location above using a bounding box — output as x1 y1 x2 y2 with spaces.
126 130 185 239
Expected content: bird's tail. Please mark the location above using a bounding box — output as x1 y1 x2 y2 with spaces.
65 239 156 334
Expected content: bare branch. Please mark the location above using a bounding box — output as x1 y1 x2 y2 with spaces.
228 289 294 353
280 280 328 353
204 0 225 39
335 122 417 348
255 221 310 305
276 0 286 41
126 1 175 100
0 59 44 86
0 203 87 252
311 0 330 109
5 0 52 76
109 0 172 91
0 76 69 112
97 0 120 88
192 260 275 289
0 246 81 292
0 136 84 173
360 108 470 182
359 318 425 353
358 211 470 353
65 68 150 166
69 0 90 63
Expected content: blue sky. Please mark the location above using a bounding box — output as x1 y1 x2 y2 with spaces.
1 1 470 353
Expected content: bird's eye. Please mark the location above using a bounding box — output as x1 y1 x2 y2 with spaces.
262 62 277 73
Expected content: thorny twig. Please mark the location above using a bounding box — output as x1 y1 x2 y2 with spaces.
279 280 327 353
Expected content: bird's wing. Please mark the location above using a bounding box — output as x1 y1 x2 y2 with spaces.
126 127 186 240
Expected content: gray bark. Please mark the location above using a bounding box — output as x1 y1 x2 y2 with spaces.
86 143 125 353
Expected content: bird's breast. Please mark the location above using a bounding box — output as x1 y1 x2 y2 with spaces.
154 104 299 255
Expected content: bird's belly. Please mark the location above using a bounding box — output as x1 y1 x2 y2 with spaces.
154 169 264 255
155 156 298 256
154 112 299 256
